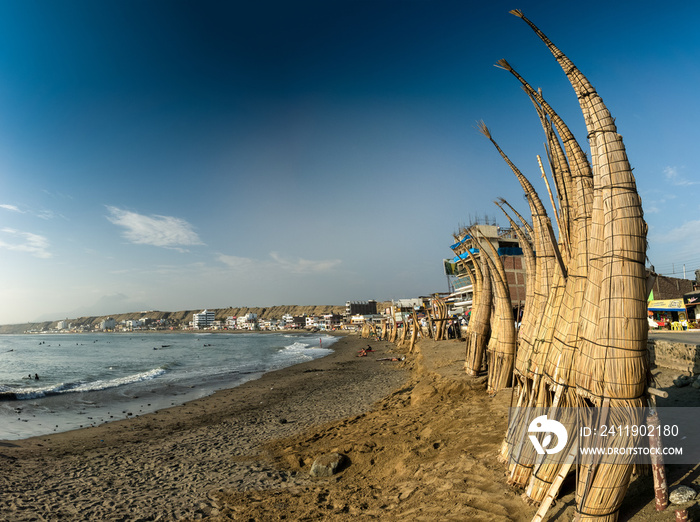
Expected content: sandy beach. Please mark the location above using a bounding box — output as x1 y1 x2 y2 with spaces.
0 334 407 521
2 333 699 521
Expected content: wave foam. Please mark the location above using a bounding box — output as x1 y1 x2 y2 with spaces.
1 368 166 400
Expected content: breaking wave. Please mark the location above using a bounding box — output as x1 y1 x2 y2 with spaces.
0 368 166 401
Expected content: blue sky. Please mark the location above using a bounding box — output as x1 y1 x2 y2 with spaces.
0 0 698 324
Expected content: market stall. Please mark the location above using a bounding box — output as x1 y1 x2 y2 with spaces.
647 299 687 329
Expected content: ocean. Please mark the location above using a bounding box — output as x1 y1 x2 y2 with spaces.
0 331 338 440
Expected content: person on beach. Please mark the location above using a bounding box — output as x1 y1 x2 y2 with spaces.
357 348 368 357
34 373 40 380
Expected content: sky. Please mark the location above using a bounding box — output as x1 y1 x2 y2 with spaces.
0 0 699 324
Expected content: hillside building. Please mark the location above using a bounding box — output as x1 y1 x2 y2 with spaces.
345 300 377 316
99 317 116 331
193 309 216 329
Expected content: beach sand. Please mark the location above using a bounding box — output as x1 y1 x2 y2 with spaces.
2 334 698 521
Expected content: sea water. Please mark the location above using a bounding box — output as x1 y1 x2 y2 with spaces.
0 332 337 440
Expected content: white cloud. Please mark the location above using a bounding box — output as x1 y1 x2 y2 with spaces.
269 251 341 273
656 219 700 244
217 251 341 274
0 227 52 258
663 166 698 186
217 254 256 271
36 209 59 220
0 203 63 220
0 204 24 213
106 206 204 250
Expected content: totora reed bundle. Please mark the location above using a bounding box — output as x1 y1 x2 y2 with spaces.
475 229 516 395
384 11 651 521
490 10 650 522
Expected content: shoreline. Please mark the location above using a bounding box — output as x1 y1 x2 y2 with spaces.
0 330 343 440
2 328 352 335
0 334 409 521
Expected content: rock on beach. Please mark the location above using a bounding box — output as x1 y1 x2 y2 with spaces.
310 452 348 477
669 485 697 505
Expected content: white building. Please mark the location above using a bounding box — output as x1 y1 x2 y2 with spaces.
305 316 319 329
237 313 258 330
350 314 366 326
319 313 342 331
259 318 279 330
193 309 216 329
126 319 142 330
100 317 116 331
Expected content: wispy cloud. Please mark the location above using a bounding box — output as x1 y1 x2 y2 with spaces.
217 254 257 271
0 227 52 258
217 251 341 274
656 219 700 244
36 209 59 220
106 206 204 250
269 251 341 273
664 166 698 186
0 203 63 220
0 204 24 213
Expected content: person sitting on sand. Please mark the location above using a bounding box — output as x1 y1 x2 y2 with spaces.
366 344 373 352
357 348 368 357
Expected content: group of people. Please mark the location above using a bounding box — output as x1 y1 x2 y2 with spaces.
357 344 374 357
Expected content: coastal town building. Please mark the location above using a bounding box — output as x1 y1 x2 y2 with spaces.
319 313 342 331
288 316 306 329
305 316 318 329
259 318 280 330
193 309 216 329
350 313 384 327
647 273 698 326
684 291 700 321
236 313 258 330
99 317 116 331
345 300 377 316
648 274 695 300
125 319 142 330
350 314 366 326
391 298 425 324
446 223 526 315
